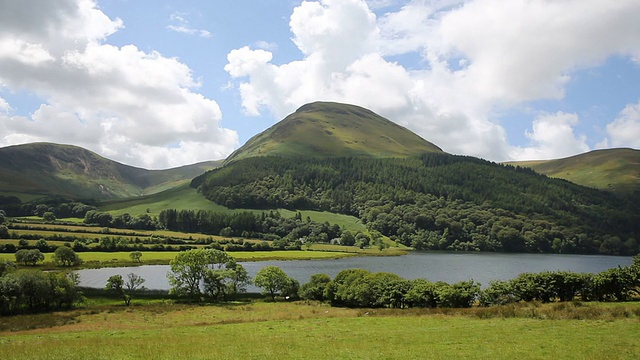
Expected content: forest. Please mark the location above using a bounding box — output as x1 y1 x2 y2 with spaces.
194 153 640 255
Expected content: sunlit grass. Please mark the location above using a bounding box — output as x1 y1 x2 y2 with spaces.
310 243 409 256
1 301 639 360
0 249 363 268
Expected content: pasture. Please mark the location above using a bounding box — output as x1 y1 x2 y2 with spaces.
1 300 639 360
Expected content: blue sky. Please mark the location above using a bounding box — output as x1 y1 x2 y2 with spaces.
0 0 639 169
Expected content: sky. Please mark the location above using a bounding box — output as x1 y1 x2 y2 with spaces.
0 0 639 169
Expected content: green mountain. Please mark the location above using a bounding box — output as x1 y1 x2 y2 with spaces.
224 101 442 164
193 103 639 255
506 148 640 196
0 142 221 200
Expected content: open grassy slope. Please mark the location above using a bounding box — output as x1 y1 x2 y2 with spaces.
101 184 367 232
224 101 443 164
507 148 640 195
0 142 221 200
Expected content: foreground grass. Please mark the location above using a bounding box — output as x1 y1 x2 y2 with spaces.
1 301 639 360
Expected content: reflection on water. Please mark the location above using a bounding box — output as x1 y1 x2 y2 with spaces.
76 252 633 291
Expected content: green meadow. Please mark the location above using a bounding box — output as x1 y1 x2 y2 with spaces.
1 300 639 360
100 184 367 233
0 249 365 268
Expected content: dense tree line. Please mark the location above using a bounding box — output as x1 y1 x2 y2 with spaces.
84 210 157 230
0 236 198 254
193 154 640 255
0 260 83 315
296 255 640 308
158 209 342 246
0 195 97 219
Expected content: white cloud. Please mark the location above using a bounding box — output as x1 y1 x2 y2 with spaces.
225 0 640 161
0 0 236 169
365 0 401 10
166 25 211 38
0 96 10 112
605 101 640 148
255 41 278 51
509 112 589 160
167 11 211 38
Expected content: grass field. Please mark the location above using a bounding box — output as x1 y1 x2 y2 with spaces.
1 300 639 359
8 221 234 241
0 249 362 268
1 218 404 269
99 185 367 232
100 184 228 216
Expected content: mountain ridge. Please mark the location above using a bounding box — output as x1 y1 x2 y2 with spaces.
506 148 640 196
0 142 221 200
224 101 443 164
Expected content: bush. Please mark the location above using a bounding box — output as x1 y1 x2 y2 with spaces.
479 280 517 306
405 279 439 308
299 273 331 301
435 280 480 308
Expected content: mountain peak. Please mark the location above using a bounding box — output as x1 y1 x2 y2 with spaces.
225 102 442 164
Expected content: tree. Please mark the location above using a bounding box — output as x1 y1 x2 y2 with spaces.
105 275 125 303
105 273 145 306
34 239 50 252
225 259 251 296
0 225 9 239
340 231 355 246
254 266 290 300
0 259 17 277
125 273 146 292
281 277 300 300
15 249 44 266
42 211 56 222
53 246 82 267
1 270 82 314
167 249 211 300
355 232 371 249
203 269 232 301
324 269 372 307
167 248 248 301
129 251 143 263
375 237 389 252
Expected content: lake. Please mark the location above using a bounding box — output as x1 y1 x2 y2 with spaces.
76 252 633 291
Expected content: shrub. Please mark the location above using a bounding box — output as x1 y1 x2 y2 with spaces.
299 273 331 301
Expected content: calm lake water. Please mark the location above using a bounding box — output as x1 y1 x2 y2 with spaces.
76 252 633 291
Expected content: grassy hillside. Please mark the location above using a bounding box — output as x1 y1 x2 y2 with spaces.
225 101 442 164
507 148 640 196
101 184 366 232
0 143 221 200
194 154 640 255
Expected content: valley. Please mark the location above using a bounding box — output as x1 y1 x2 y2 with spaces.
1 101 639 360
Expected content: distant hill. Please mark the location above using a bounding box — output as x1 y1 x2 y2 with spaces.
0 142 221 200
506 148 640 196
224 101 442 164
